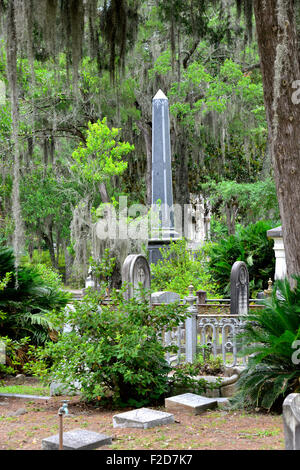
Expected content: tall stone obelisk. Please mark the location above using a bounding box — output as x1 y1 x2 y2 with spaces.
148 90 178 265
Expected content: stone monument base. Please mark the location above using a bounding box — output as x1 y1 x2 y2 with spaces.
148 239 174 265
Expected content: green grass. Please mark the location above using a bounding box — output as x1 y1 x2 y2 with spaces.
0 384 50 396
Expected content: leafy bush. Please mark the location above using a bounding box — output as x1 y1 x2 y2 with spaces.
151 238 219 297
0 336 33 376
206 220 276 297
89 248 116 291
173 352 224 377
0 247 70 346
232 276 300 411
168 353 224 395
34 287 188 407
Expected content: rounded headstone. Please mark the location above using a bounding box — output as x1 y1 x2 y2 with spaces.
122 254 151 300
230 261 249 315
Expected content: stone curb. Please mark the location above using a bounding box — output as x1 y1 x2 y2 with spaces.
0 393 51 401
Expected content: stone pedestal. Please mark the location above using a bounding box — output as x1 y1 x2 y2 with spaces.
148 239 171 265
266 225 287 280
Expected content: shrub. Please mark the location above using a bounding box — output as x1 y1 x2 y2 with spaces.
206 220 276 297
34 287 188 407
0 336 33 376
168 353 224 395
232 276 300 411
150 238 219 297
0 247 70 346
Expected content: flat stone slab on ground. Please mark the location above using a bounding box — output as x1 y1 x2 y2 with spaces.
42 429 112 450
0 393 51 401
113 408 174 429
165 393 218 414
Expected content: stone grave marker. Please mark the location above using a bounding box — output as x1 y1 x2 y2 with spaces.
165 393 218 415
113 408 174 429
148 90 179 265
150 291 181 304
42 429 112 450
230 261 249 315
122 254 151 300
283 393 300 450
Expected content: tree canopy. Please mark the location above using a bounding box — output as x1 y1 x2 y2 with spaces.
2 0 297 283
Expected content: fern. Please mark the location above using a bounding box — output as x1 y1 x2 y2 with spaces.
232 276 300 411
0 247 69 345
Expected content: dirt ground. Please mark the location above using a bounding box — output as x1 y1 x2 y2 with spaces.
0 386 285 451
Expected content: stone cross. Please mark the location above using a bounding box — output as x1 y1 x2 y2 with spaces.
230 261 249 315
148 90 178 265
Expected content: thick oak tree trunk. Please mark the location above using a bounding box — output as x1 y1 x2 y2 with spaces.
254 0 300 280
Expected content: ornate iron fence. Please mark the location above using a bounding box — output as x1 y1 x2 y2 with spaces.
163 314 247 368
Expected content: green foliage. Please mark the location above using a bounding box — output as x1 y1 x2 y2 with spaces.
36 287 188 407
202 178 279 227
0 383 49 396
233 276 300 411
0 336 33 376
88 248 116 290
206 221 276 296
71 118 133 184
20 167 80 271
0 247 70 346
169 353 224 395
151 239 219 297
30 263 66 292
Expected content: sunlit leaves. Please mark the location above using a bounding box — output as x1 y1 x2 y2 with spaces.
71 118 133 184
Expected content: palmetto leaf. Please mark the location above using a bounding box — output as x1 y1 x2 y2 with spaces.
0 247 68 345
235 276 300 410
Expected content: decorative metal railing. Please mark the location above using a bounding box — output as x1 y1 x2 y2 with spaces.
159 283 259 368
197 314 247 368
163 314 247 368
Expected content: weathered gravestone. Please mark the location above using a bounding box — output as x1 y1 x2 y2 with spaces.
42 429 112 450
150 291 181 304
113 408 174 429
230 261 249 315
283 393 300 450
122 254 151 300
165 393 218 415
148 90 179 265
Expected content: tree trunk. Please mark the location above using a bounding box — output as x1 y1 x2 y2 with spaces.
63 240 73 285
254 0 300 280
40 227 57 270
98 182 110 203
136 120 152 206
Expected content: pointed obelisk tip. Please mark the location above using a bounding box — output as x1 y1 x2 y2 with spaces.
153 89 168 100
